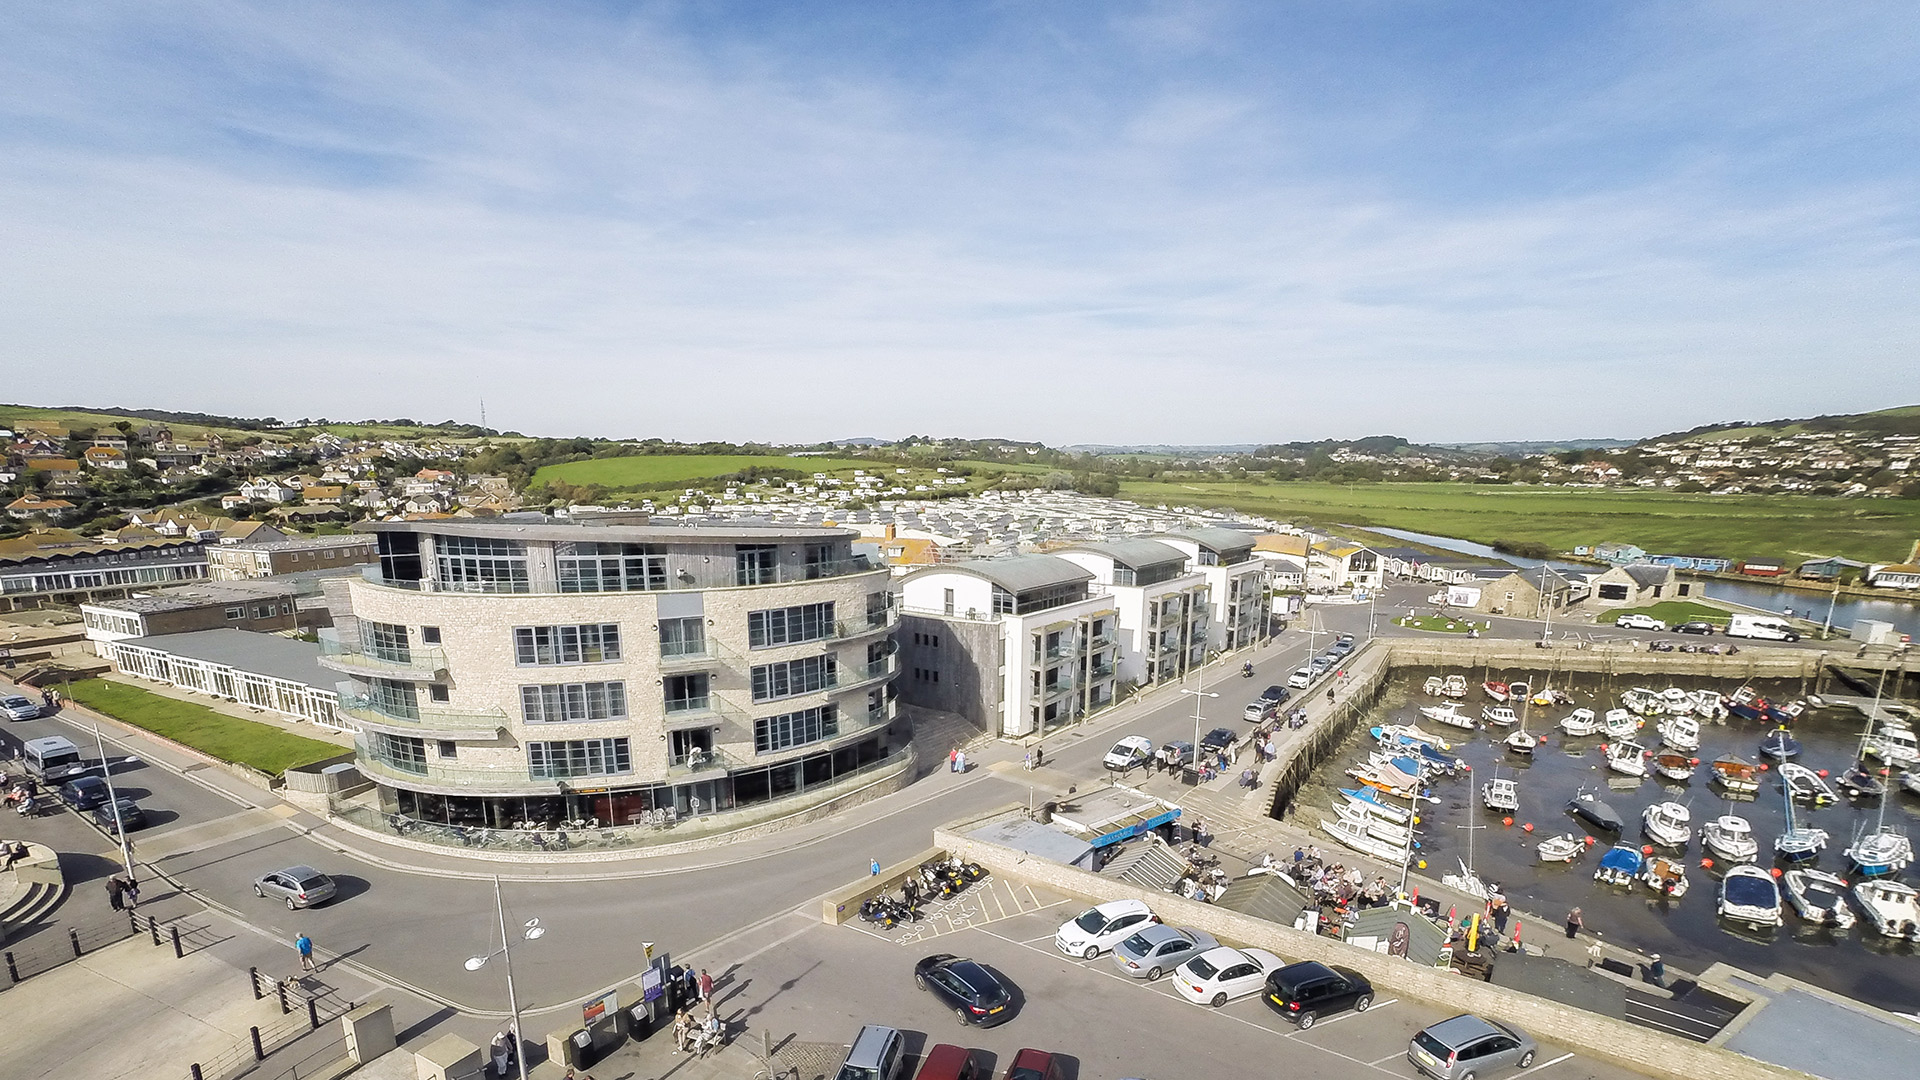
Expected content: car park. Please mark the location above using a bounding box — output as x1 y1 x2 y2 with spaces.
1173 946 1285 1007
1407 1014 1537 1079
90 797 147 834
1263 960 1373 1028
58 775 111 812
1001 1049 1063 1080
1614 613 1666 631
913 1044 983 1080
0 695 42 721
1111 924 1218 980
253 865 338 909
836 1024 907 1080
1055 899 1156 959
913 953 1014 1027
1242 699 1277 723
1287 668 1313 689
1198 727 1237 756
1256 685 1291 706
1102 736 1155 772
1674 621 1716 635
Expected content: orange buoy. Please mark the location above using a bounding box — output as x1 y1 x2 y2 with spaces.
1759 763 1770 771
1584 835 1597 845
1502 816 1514 827
1770 867 1783 878
1816 769 1829 778
1600 743 1610 751
1643 750 1653 757
1641 845 1654 855
1523 822 1535 833
1701 858 1714 869
1689 758 1700 766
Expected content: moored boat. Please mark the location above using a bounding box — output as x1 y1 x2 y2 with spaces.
1568 789 1624 832
1338 787 1411 823
1559 708 1601 737
1711 755 1759 795
1594 844 1644 886
1726 686 1805 726
1783 869 1855 930
1606 739 1648 778
1779 762 1836 806
1653 751 1696 782
1483 680 1510 703
1504 729 1537 756
1622 687 1665 717
1853 878 1920 940
1420 701 1475 730
1481 777 1519 812
1660 687 1692 713
1845 825 1914 877
1862 723 1919 767
1422 676 1446 697
1690 689 1727 719
1603 708 1639 738
1659 715 1701 752
1334 802 1412 845
1537 833 1583 862
1718 864 1783 929
1642 801 1693 847
1440 675 1469 699
1775 778 1828 863
1760 726 1801 761
1641 855 1689 898
1320 814 1406 861
1838 762 1886 799
1904 769 1920 797
1481 705 1518 727
1703 815 1758 862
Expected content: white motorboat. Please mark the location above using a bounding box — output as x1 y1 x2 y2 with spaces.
1779 762 1837 806
1607 739 1648 778
1711 755 1760 795
1642 801 1693 847
1483 680 1510 703
1319 815 1405 862
1702 815 1758 863
1603 708 1639 738
1338 787 1411 824
1690 690 1727 719
1440 675 1469 699
1658 715 1701 753
1622 688 1665 717
1718 864 1783 929
1783 869 1855 930
1334 802 1413 845
1536 833 1584 863
1660 687 1692 713
1862 723 1919 767
1854 879 1920 940
1374 724 1450 750
1420 701 1475 730
1504 729 1538 755
1481 705 1518 727
1559 708 1601 737
1845 825 1914 877
1641 855 1689 899
1653 751 1696 782
1422 676 1446 697
1904 769 1920 797
1481 777 1519 812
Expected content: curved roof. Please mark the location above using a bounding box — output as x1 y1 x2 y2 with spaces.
904 553 1092 593
1157 527 1256 554
1056 539 1187 570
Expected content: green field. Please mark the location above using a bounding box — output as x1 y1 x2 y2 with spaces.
1394 614 1487 634
532 454 879 491
63 678 344 775
1119 479 1920 564
0 404 271 441
1605 601 1734 627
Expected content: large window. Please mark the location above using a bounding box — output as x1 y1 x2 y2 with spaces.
527 737 632 779
513 624 621 665
659 616 706 659
556 542 666 593
866 590 889 627
368 732 427 775
750 655 837 702
1597 583 1629 601
367 679 419 720
663 673 710 713
519 682 628 723
435 535 528 593
363 621 411 664
754 704 839 754
747 602 835 648
736 545 778 586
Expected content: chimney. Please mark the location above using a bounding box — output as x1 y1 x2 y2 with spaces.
885 524 896 540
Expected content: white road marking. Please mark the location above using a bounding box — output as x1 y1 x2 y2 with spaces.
1286 997 1397 1032
1516 1052 1575 1075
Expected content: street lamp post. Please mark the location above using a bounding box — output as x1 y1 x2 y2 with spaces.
465 876 545 1080
1178 685 1219 791
89 725 135 882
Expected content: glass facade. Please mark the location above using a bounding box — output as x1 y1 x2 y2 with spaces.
750 655 836 702
513 624 621 665
747 602 835 648
754 704 839 754
435 535 528 593
527 737 633 779
556 542 666 592
519 682 628 723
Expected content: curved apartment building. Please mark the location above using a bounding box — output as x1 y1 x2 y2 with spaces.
322 517 899 832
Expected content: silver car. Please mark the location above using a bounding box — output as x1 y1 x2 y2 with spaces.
1110 925 1218 981
0 695 42 721
1408 1014 1537 1080
253 865 338 909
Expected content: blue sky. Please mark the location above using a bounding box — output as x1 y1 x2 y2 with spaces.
3 2 1916 443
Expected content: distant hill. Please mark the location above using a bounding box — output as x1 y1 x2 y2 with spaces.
1652 405 1920 442
1436 439 1637 457
0 402 505 442
1066 444 1265 456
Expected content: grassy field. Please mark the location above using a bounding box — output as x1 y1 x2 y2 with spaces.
0 404 268 441
1393 614 1486 633
532 454 878 491
1119 479 1920 564
1604 601 1733 627
63 678 343 775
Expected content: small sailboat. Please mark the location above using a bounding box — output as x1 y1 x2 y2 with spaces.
1846 826 1914 878
1420 701 1475 730
1622 687 1665 717
1702 815 1758 862
1481 776 1519 812
1537 833 1584 863
1338 787 1412 823
1422 676 1446 696
1642 801 1693 847
1654 751 1696 782
1440 674 1469 698
1483 680 1510 703
1559 708 1601 737
1710 755 1760 795
1779 762 1836 806
1774 774 1829 863
1567 789 1624 833
1853 878 1920 940
1504 727 1537 756
1718 864 1783 930
1603 708 1639 738
1641 855 1690 898
1760 726 1802 761
1658 715 1701 752
1481 705 1518 727
1783 869 1855 929
1320 814 1406 861
1606 739 1648 778
1594 844 1644 886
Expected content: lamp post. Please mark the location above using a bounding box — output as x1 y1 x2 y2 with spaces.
89 725 135 882
465 876 545 1080
1178 685 1219 788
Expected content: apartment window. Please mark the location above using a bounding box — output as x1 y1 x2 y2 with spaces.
436 740 457 760
420 626 442 644
867 590 889 627
369 732 427 775
751 655 837 702
659 616 706 659
556 542 666 593
527 737 632 779
428 684 451 703
224 606 244 620
363 621 411 664
735 545 778 586
944 588 956 616
663 673 711 714
747 602 835 648
513 624 621 665
803 544 835 580
367 679 419 720
253 603 275 618
754 704 839 754
991 587 1015 615
519 681 628 723
435 535 528 593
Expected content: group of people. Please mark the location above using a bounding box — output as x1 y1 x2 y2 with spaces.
671 965 723 1056
4 780 41 816
105 874 141 911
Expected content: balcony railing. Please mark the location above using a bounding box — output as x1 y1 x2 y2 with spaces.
317 638 447 681
363 555 886 596
354 740 574 792
664 692 750 725
336 694 509 733
667 746 740 777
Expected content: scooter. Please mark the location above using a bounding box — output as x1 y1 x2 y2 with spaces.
1241 663 1254 678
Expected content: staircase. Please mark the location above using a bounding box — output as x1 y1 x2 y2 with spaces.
0 879 69 943
1104 841 1189 893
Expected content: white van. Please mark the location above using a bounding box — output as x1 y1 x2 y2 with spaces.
1726 614 1800 642
23 735 87 782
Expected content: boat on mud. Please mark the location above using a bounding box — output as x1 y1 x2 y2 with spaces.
1603 709 1640 738
1419 701 1475 730
1481 776 1519 812
1783 869 1854 930
1622 687 1665 717
1658 715 1701 753
1481 705 1518 728
1718 864 1783 930
1483 680 1510 703
1559 708 1601 737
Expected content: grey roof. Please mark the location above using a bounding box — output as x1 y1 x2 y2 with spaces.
89 580 300 615
1057 539 1188 571
357 518 853 544
1622 564 1674 588
1158 527 1256 555
1214 874 1314 925
117 628 331 690
1517 565 1579 593
966 816 1094 866
916 553 1093 593
230 534 377 551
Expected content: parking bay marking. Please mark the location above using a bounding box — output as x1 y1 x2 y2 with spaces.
1286 997 1398 1034
1516 1052 1574 1076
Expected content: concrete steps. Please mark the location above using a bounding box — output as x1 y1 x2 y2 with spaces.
0 879 69 938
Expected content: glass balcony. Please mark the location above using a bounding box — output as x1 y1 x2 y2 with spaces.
353 739 570 792
667 746 740 778
336 694 509 734
317 638 447 682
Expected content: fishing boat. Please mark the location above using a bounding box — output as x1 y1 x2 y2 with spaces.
1606 739 1648 778
1481 776 1519 812
1338 787 1413 823
1372 723 1448 748
1853 878 1920 940
1642 801 1693 847
1347 761 1420 799
1760 727 1801 761
1779 762 1836 806
1594 844 1644 886
1654 751 1696 782
1483 680 1510 702
1846 825 1914 877
1420 701 1476 730
1660 687 1693 713
1537 833 1584 862
1690 690 1727 720
1839 762 1886 799
1481 705 1518 727
1725 686 1805 726
1710 755 1760 795
1703 815 1758 862
1504 728 1537 756
1440 674 1469 699
1334 802 1413 845
1783 869 1855 930
1603 708 1639 738
1559 708 1601 736
1641 855 1690 898
1658 715 1701 753
1320 814 1406 861
1904 769 1920 797
1862 722 1919 767
1567 789 1624 832
1774 775 1829 863
1718 864 1783 930
1422 676 1446 697
1622 687 1665 717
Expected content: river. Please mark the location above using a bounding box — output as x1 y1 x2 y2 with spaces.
1363 526 1920 639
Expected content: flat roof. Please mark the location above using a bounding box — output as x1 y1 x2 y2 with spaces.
1057 539 1188 570
356 518 855 544
85 580 301 615
116 628 332 690
1157 527 1256 553
226 534 377 551
904 553 1093 594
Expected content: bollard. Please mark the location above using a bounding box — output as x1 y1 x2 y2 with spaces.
4 951 16 984
151 916 162 947
250 966 263 999
68 928 81 958
172 925 182 958
250 1026 264 1062
277 979 290 1014
307 995 320 1030
190 1065 203 1080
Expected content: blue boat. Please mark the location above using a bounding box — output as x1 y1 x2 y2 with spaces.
1594 844 1645 886
1378 734 1462 775
1760 727 1801 760
1727 686 1805 726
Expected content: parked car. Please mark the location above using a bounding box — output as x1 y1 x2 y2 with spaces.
1287 668 1313 689
91 797 148 834
1111 924 1218 980
1102 736 1155 772
1173 946 1285 1007
1407 1014 1537 1080
1330 640 1355 657
914 954 1014 1027
1674 621 1716 635
1337 632 1356 644
253 865 338 909
58 775 111 812
1243 700 1278 723
1615 613 1666 631
1309 656 1334 676
1158 741 1194 769
914 1044 983 1080
1264 960 1374 1028
0 695 42 721
836 1025 907 1080
1256 685 1291 706
1001 1049 1064 1080
1055 899 1156 959
1199 728 1237 756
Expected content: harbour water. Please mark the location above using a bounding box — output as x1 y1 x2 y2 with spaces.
1294 667 1920 1013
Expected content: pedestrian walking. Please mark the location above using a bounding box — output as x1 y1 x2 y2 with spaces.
1491 899 1510 935
955 749 966 773
1648 953 1666 987
124 876 140 910
869 857 880 876
1024 749 1031 771
698 968 713 1002
295 931 315 971
106 876 125 911
948 746 958 773
1565 906 1584 939
1033 745 1043 769
490 1029 512 1077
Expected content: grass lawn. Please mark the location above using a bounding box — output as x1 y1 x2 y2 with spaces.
1394 614 1487 633
1604 600 1734 627
1119 479 1920 564
62 678 343 775
532 454 877 491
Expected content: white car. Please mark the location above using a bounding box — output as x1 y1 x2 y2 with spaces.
1286 668 1313 689
1054 899 1156 959
1102 736 1156 772
1173 946 1286 1007
1615 614 1666 631
0 695 43 722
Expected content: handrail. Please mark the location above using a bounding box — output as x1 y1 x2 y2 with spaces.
336 696 509 732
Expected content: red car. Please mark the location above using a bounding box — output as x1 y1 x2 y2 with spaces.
1002 1049 1063 1080
915 1044 983 1080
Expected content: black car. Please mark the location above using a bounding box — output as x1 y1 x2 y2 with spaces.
914 954 1014 1027
1674 621 1716 635
1199 727 1237 755
1256 685 1291 706
1265 960 1374 1029
91 797 147 835
58 775 111 812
